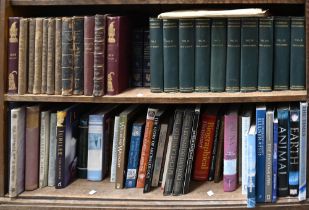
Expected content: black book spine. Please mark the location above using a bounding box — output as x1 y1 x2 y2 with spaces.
77 115 88 179
208 116 221 181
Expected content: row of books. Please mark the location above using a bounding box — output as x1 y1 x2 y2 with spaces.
7 15 150 97
150 16 305 93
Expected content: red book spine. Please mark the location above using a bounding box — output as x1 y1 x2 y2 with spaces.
193 112 217 181
106 16 130 95
7 17 20 94
84 16 95 96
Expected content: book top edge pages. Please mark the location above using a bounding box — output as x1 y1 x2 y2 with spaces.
157 8 269 19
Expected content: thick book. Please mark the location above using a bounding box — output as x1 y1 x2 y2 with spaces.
225 18 241 92
247 125 257 208
179 19 194 93
125 118 145 188
274 17 290 90
272 118 278 202
163 19 179 92
84 16 95 96
256 105 266 202
149 18 163 92
143 30 150 87
289 104 300 196
25 105 40 191
77 113 89 179
106 16 130 95
54 18 62 95
214 116 224 183
240 18 258 92
299 102 307 201
210 18 226 92
48 112 57 186
39 110 50 188
132 28 144 87
33 18 43 94
223 105 239 192
28 18 35 94
258 17 274 92
61 17 73 96
9 107 25 198
93 14 107 96
195 19 211 92
7 17 20 94
17 18 28 95
73 16 84 95
110 116 120 182
290 17 305 90
164 109 184 195
277 106 289 196
265 109 274 202
41 18 48 94
46 18 56 95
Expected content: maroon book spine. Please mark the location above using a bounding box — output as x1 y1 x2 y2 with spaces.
7 17 20 94
84 16 95 96
107 16 130 95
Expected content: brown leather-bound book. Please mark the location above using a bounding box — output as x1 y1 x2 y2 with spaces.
28 18 36 94
106 16 130 95
41 19 48 94
7 17 20 94
54 18 62 95
93 14 107 96
47 18 55 95
18 18 28 95
33 18 43 94
84 16 95 96
25 105 40 191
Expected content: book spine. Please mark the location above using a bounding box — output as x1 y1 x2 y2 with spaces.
48 113 57 186
265 111 274 202
179 19 194 93
164 110 183 195
290 17 305 90
77 116 88 179
241 116 251 194
41 19 48 94
61 17 73 96
223 111 238 192
9 109 18 197
28 18 36 94
240 18 258 92
73 16 84 95
247 127 256 208
225 18 240 92
136 108 158 188
149 18 163 92
214 117 224 183
163 19 179 92
161 135 172 190
210 18 226 92
143 30 150 87
209 116 221 181
132 29 144 87
93 15 106 96
8 17 20 94
194 19 211 92
173 110 194 195
110 116 120 182
277 108 289 196
55 111 66 189
17 18 28 95
289 107 300 196
39 111 50 188
54 18 62 95
274 17 290 90
33 18 43 94
299 102 307 200
272 119 278 202
46 18 55 95
84 16 95 96
258 17 274 92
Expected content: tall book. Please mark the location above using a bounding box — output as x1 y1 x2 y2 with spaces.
48 112 57 186
247 125 256 208
143 30 151 87
223 105 239 192
7 17 20 94
161 135 173 190
125 118 145 188
179 19 194 93
39 110 50 188
290 17 305 90
277 106 289 196
210 18 226 92
106 16 130 95
195 19 211 92
240 18 258 92
225 18 241 92
33 18 43 94
163 19 179 92
299 102 307 201
77 113 89 179
258 17 274 92
41 18 48 94
214 115 224 183
28 18 36 94
274 17 290 90
265 109 274 202
149 18 163 92
46 18 56 95
132 28 144 87
54 18 62 95
289 104 300 196
110 116 120 182
17 18 28 95
8 107 25 198
272 118 278 203
25 105 40 191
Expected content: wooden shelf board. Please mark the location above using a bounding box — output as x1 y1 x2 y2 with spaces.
4 89 307 104
10 0 305 6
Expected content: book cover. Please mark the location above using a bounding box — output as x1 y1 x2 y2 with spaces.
73 16 84 95
28 18 35 94
46 18 56 95
39 110 50 188
41 18 48 94
265 109 274 202
48 112 57 186
17 18 28 95
299 102 307 200
54 18 62 95
110 116 120 183
247 125 256 208
33 18 43 94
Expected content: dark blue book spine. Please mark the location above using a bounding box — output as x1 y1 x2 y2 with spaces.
143 30 150 87
125 123 144 188
131 29 144 87
272 119 278 203
256 106 266 202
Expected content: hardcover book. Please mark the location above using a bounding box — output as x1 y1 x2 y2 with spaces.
46 18 56 95
54 18 62 95
73 16 84 95
33 18 43 94
48 112 57 186
247 125 257 208
39 110 50 188
28 18 36 94
132 28 144 87
265 109 274 202
272 118 278 202
17 18 28 95
110 116 120 182
143 30 150 87
299 102 307 200
41 18 48 94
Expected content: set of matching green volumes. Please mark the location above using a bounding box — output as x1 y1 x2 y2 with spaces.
150 16 305 93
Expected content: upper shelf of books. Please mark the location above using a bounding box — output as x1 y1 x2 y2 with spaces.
9 0 305 6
